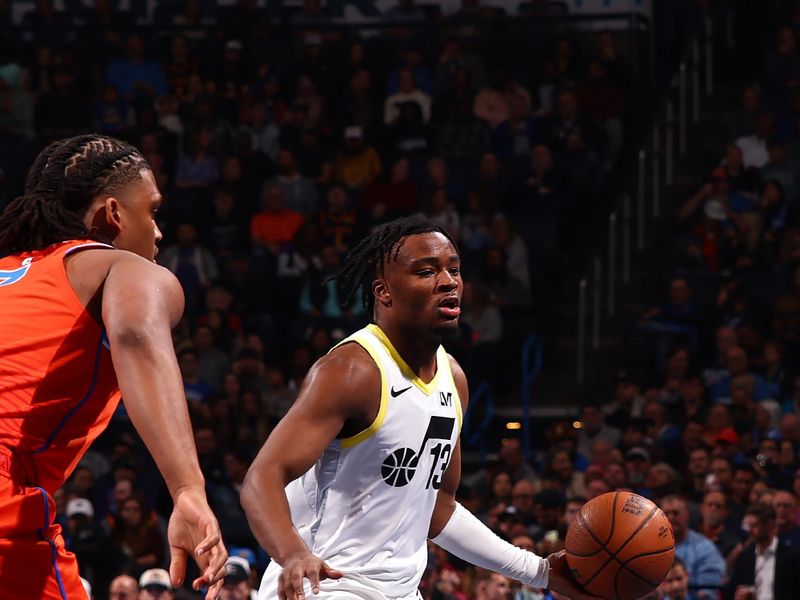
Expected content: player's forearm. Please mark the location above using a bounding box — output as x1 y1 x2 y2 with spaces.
240 466 311 564
431 502 550 588
110 332 205 498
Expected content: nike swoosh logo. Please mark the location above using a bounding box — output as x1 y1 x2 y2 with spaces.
390 385 412 398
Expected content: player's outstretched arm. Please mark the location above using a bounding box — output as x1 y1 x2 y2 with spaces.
102 255 227 598
241 343 378 600
428 356 601 600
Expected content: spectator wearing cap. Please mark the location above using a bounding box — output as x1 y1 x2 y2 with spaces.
333 126 382 190
660 495 725 599
728 504 800 600
109 574 138 600
220 556 257 600
138 568 173 600
65 497 105 585
576 403 620 460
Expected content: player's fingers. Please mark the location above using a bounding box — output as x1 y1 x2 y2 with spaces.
203 540 227 584
322 563 344 580
204 577 224 600
196 520 221 557
307 563 321 595
290 568 306 599
169 545 188 588
278 572 287 600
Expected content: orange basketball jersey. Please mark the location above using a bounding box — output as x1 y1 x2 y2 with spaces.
0 240 121 493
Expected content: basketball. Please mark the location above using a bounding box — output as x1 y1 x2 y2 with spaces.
565 492 675 600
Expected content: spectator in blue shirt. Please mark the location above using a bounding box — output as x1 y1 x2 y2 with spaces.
660 495 725 599
105 33 168 102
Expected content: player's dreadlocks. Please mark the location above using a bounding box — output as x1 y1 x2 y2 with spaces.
0 134 149 255
335 215 457 318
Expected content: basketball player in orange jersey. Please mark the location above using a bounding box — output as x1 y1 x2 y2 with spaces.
241 217 599 600
0 135 227 599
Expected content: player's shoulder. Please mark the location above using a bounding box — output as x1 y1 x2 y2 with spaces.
300 342 380 417
318 341 381 385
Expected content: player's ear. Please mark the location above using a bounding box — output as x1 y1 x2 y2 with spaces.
102 197 123 231
87 196 121 237
373 278 391 308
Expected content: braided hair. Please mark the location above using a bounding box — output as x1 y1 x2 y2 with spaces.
0 134 150 255
335 215 457 318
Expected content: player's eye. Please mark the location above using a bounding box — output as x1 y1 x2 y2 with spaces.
417 269 434 277
449 267 461 276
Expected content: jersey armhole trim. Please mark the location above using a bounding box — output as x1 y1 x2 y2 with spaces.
440 349 463 430
336 337 389 449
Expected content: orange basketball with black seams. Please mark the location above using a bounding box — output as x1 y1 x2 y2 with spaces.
565 491 675 600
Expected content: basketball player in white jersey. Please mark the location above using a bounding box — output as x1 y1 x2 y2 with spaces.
241 217 597 600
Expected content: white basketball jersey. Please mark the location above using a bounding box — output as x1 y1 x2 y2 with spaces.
258 324 462 599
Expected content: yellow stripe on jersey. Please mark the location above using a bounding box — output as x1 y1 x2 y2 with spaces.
334 331 389 449
438 347 462 430
367 324 442 396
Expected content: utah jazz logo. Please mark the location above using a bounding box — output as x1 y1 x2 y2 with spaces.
381 415 455 489
0 258 32 287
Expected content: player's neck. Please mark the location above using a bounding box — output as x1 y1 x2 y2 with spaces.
377 321 439 381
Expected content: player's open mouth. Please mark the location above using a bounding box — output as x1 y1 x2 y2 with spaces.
437 296 461 318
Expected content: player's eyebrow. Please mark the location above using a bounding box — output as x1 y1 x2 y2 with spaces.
409 255 461 267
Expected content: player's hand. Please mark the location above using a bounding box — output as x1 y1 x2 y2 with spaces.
167 486 228 600
547 550 604 600
278 551 343 600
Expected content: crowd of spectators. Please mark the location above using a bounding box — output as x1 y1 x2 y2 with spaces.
0 0 721 599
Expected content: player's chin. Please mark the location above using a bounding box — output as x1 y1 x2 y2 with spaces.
431 318 460 338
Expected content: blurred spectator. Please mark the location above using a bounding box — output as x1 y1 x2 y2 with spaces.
499 438 538 484
108 497 166 576
656 558 692 600
65 498 104 585
660 495 725 599
334 126 382 190
728 504 800 599
175 129 220 189
219 555 256 600
138 569 173 599
473 570 512 600
35 68 89 137
729 85 763 142
385 68 431 124
774 489 800 547
159 223 218 314
105 33 168 102
576 404 620 459
250 183 305 254
735 112 775 169
270 148 318 216
698 490 740 558
109 574 138 600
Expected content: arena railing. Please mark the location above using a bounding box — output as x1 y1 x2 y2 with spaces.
574 9 716 384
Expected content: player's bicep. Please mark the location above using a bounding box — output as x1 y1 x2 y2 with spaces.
102 256 184 340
